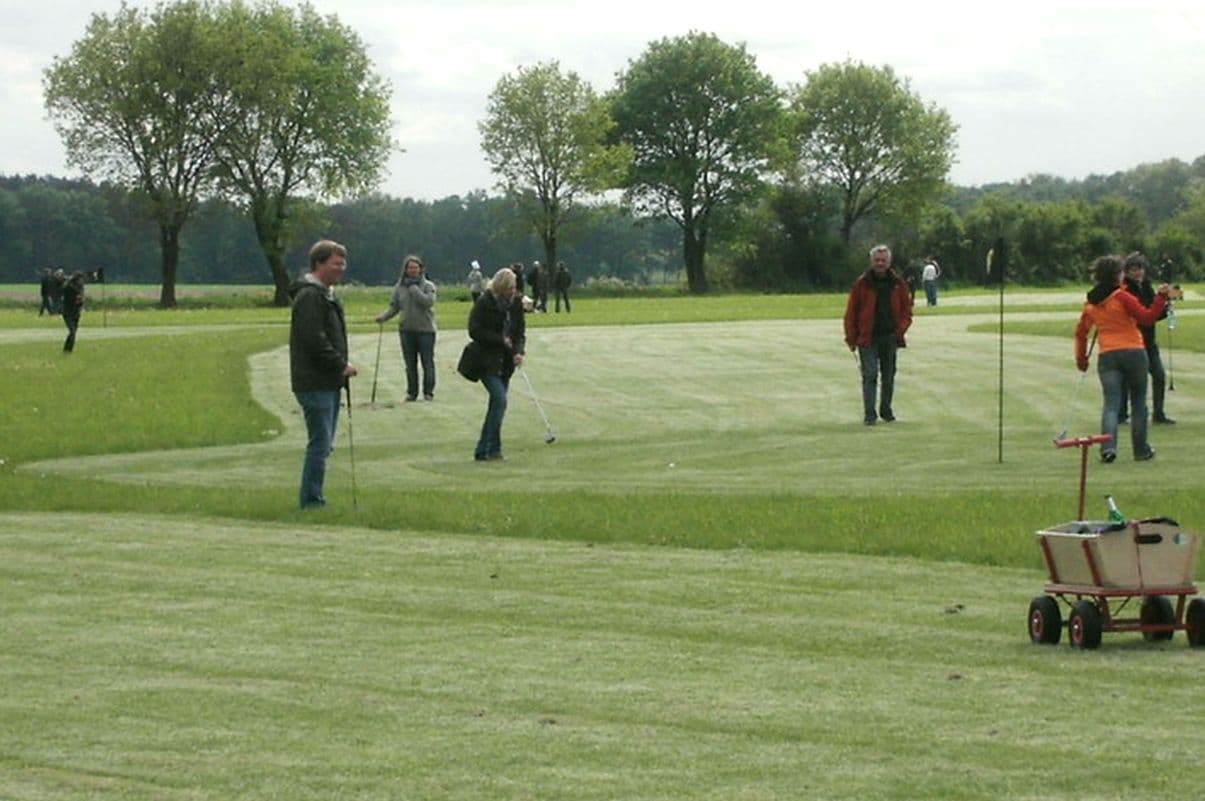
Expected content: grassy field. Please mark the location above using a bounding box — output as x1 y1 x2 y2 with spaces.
3 287 1205 800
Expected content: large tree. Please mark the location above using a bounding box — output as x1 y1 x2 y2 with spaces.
212 1 393 306
609 32 784 293
791 60 957 246
44 1 231 307
479 61 629 272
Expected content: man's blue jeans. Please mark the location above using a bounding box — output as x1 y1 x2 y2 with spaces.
295 389 341 508
858 335 898 422
400 330 436 399
475 374 509 459
1099 349 1150 458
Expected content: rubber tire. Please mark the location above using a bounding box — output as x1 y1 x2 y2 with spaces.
1028 596 1062 644
1186 598 1205 648
1140 595 1176 642
1069 600 1103 650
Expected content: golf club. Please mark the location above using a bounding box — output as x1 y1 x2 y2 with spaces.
370 321 384 405
1167 301 1176 392
520 368 557 444
344 380 359 508
1054 331 1096 443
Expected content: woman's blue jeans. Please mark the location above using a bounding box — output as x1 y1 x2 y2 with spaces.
475 374 509 459
295 389 341 508
1098 348 1150 458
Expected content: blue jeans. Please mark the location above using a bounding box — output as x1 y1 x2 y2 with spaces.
475 374 509 459
400 330 436 398
858 335 898 422
295 389 341 508
923 280 938 306
1099 349 1150 458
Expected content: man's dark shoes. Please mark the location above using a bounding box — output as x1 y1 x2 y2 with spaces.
863 417 876 426
1101 450 1117 464
880 412 896 423
1153 414 1176 425
1135 448 1156 462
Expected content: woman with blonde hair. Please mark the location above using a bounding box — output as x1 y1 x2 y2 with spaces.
464 267 525 461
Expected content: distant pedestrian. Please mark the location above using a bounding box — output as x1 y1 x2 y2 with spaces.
1117 251 1175 425
843 245 913 426
61 271 86 352
38 268 55 315
529 260 548 312
511 262 526 297
921 257 941 306
375 255 438 402
553 261 572 313
289 239 357 509
48 268 66 314
466 259 485 302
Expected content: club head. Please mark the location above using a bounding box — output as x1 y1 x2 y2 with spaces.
544 433 557 444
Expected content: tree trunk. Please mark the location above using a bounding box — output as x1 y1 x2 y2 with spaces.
682 220 709 294
158 224 180 308
251 202 292 307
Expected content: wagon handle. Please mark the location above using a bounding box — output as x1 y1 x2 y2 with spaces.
1054 434 1114 520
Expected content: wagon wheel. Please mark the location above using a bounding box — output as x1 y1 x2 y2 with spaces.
1186 598 1205 648
1028 596 1062 644
1140 596 1176 642
1068 600 1102 650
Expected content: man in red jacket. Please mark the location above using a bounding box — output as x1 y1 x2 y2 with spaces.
844 245 913 426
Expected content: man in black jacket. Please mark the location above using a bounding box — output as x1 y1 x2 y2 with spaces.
290 240 358 508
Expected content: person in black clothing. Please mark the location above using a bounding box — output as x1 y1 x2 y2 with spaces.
464 267 526 461
1118 251 1174 425
39 268 56 315
61 272 86 352
553 261 572 313
289 240 358 509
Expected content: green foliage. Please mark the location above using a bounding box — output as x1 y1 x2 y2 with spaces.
480 61 631 270
610 32 786 293
43 0 231 307
210 0 393 306
791 60 957 244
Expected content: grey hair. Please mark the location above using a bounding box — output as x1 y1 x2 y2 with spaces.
869 244 891 260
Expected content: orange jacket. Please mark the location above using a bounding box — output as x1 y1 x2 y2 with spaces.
1075 286 1167 369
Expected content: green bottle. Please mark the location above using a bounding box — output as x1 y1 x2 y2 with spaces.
1105 494 1125 523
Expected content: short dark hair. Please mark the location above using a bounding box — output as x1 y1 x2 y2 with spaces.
1124 251 1148 270
308 240 347 270
1092 255 1125 285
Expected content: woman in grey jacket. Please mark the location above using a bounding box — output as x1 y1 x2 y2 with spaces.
375 255 438 401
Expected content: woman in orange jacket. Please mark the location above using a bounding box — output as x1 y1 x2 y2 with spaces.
1074 255 1171 463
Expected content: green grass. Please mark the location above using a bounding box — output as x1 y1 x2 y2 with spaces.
3 288 1205 800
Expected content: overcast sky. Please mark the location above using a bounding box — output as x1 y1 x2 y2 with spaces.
4 0 1204 201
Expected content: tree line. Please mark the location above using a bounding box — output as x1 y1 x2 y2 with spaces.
6 153 1204 292
27 4 1205 300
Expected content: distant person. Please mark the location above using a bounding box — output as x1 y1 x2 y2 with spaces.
289 239 357 509
466 259 485 303
464 267 526 461
921 257 941 306
375 255 438 402
512 262 526 296
529 260 548 312
1118 251 1174 425
843 245 913 426
38 268 55 315
1075 254 1170 463
61 271 86 352
553 260 572 313
48 268 66 314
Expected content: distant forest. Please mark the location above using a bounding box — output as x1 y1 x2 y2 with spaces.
4 154 1205 290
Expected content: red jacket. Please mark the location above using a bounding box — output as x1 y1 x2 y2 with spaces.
844 270 913 349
